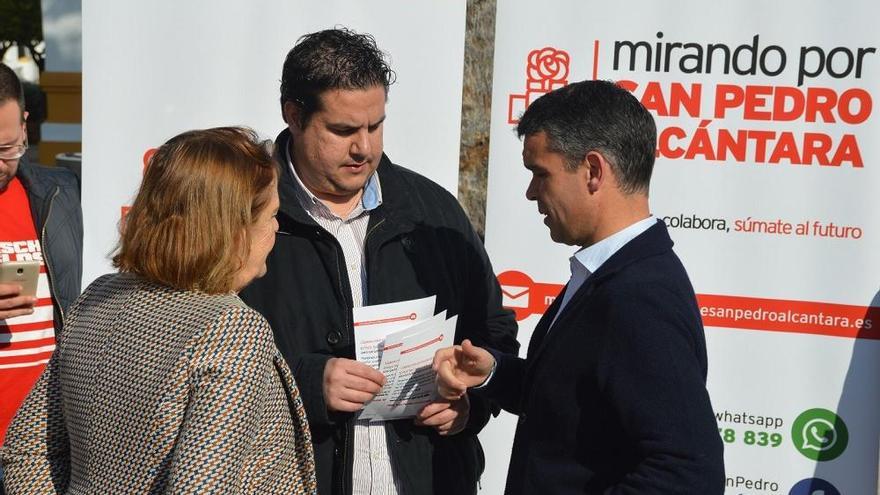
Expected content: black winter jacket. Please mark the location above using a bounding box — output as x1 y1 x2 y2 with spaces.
241 129 519 494
15 159 83 325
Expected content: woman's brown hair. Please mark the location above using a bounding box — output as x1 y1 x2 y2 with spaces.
113 127 277 294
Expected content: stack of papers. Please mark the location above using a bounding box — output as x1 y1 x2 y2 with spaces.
353 295 457 421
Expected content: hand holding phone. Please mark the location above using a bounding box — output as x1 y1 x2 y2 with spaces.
0 261 40 320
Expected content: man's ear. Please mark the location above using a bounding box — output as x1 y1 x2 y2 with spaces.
583 151 608 194
282 101 301 130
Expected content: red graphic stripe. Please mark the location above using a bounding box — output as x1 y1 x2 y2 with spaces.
0 320 54 332
0 350 54 366
400 335 444 355
0 337 55 351
354 313 418 328
697 294 878 340
496 271 877 340
592 40 600 80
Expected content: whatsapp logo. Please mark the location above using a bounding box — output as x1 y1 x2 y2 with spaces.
791 408 849 461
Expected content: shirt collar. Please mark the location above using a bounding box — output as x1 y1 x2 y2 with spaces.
284 141 383 219
572 216 658 275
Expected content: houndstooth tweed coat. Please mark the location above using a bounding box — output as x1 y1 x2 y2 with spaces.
1 273 317 494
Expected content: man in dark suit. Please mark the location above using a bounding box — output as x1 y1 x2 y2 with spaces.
434 79 725 494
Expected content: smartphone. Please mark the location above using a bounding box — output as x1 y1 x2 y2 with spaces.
0 260 40 298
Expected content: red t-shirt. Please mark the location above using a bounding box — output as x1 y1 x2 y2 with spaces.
0 176 56 445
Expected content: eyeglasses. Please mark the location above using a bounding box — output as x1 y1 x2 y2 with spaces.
0 130 27 161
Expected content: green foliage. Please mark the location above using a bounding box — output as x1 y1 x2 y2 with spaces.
0 0 44 70
0 0 43 43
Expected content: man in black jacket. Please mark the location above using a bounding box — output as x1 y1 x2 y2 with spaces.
240 28 518 494
434 80 725 494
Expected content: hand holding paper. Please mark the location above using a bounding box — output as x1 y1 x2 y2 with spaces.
432 339 495 400
323 357 386 413
415 394 470 436
360 314 456 420
353 296 461 421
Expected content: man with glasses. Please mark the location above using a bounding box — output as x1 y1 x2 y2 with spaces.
0 63 82 493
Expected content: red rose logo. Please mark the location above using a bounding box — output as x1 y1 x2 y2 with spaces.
508 47 571 124
527 48 570 85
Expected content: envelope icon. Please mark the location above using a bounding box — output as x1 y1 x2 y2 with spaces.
501 285 530 309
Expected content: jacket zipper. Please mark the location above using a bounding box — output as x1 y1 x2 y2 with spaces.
326 233 352 495
364 218 386 244
41 186 63 323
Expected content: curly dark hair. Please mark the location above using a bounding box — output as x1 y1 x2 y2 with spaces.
280 27 396 125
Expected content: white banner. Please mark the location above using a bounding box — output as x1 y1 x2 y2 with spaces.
484 1 879 494
81 0 466 285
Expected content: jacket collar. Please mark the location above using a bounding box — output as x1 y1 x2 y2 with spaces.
14 158 56 229
550 220 674 322
586 219 674 287
14 158 49 202
527 220 675 363
273 128 425 234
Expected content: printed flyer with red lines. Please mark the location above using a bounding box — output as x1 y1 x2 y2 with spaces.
353 296 455 421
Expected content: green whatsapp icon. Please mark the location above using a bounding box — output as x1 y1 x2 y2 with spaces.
791 408 849 461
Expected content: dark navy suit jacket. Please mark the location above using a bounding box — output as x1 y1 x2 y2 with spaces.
482 221 725 494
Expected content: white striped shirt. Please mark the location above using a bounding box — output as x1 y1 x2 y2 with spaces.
286 147 401 495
